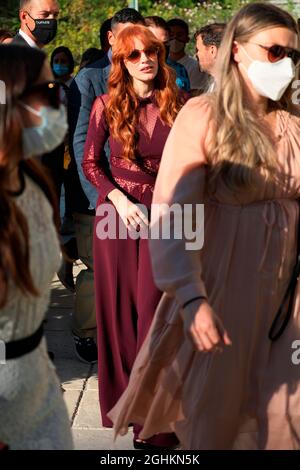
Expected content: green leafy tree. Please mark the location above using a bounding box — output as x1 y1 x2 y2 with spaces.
1 1 298 67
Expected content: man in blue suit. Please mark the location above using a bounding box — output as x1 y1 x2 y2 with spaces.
67 8 145 364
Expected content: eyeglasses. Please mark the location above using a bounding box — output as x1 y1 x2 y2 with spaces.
19 81 62 109
126 46 159 63
247 42 300 65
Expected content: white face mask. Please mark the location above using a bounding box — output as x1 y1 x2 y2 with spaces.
21 103 68 158
240 45 295 101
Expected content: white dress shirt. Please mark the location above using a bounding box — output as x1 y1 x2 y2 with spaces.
18 29 37 48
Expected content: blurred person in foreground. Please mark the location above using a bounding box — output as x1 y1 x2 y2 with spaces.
109 2 300 450
0 44 72 449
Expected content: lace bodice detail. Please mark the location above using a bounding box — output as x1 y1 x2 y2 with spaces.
82 93 173 204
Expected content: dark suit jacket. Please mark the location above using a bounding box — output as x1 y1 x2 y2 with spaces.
68 53 111 210
11 33 31 46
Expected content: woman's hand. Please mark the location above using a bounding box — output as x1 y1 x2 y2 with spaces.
182 299 232 352
108 189 149 231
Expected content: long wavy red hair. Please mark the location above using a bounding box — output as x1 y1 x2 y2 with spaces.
106 24 184 161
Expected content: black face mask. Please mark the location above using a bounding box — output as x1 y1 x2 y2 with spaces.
26 12 58 45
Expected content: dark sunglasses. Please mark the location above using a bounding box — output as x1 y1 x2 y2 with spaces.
126 46 159 63
20 81 62 109
248 42 300 65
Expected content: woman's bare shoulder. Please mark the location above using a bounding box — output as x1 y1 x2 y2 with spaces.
176 94 214 130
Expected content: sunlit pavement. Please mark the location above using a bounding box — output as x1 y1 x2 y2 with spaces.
45 263 134 450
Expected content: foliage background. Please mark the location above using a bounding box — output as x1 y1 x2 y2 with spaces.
0 1 299 66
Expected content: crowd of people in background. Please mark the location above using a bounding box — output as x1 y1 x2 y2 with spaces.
1 0 300 452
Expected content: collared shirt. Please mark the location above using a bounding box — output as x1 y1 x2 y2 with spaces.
207 80 216 93
167 58 190 92
18 29 37 48
107 48 112 63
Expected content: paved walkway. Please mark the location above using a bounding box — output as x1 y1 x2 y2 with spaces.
45 263 134 450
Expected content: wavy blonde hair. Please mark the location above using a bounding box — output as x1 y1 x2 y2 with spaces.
208 2 298 190
106 25 184 161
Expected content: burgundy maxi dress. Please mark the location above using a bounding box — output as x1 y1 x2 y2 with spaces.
82 92 185 441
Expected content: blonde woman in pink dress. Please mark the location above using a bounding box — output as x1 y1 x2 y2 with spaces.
109 2 300 450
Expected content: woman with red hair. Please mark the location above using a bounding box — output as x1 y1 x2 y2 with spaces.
83 24 187 448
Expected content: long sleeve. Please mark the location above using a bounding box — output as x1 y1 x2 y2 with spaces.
68 57 111 208
82 95 117 202
68 71 99 208
150 96 213 307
